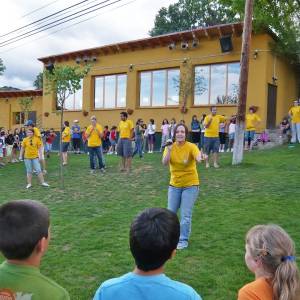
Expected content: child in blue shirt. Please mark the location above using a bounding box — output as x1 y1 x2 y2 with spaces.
93 208 202 300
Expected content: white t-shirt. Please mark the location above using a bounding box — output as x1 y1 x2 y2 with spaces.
147 124 156 135
229 123 236 135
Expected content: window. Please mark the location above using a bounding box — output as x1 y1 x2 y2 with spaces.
56 79 83 110
13 111 36 125
194 62 240 105
94 74 127 109
139 68 180 107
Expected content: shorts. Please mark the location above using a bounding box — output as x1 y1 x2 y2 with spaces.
117 138 132 157
38 145 45 160
191 131 200 143
148 133 156 144
24 158 42 174
109 139 116 146
6 145 13 157
45 143 52 152
219 132 227 144
62 142 69 153
229 133 235 140
204 137 220 154
72 138 81 149
245 130 255 141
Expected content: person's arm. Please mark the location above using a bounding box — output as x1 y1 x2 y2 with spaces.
162 144 172 166
204 116 212 128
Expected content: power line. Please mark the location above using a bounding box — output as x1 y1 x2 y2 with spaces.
0 0 135 53
0 0 123 48
20 0 61 19
0 0 92 38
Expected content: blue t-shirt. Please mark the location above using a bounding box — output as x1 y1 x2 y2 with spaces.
71 125 81 139
93 272 201 300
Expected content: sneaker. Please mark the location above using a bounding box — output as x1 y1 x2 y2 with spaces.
205 163 210 168
26 184 32 189
41 182 50 187
176 243 188 250
231 149 233 152
43 170 47 175
100 168 105 173
90 169 96 174
214 163 220 168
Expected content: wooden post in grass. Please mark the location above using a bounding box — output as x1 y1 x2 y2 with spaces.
232 0 254 165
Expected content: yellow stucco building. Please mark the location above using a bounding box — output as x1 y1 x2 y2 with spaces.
0 22 298 131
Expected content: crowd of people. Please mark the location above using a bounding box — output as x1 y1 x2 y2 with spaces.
0 201 299 300
0 101 300 299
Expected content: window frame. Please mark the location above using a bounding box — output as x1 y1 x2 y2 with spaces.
193 61 240 106
93 73 127 110
139 68 180 108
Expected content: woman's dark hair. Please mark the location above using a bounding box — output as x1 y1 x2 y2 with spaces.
162 119 169 125
0 200 49 260
136 119 142 125
173 123 189 141
150 119 154 124
130 208 179 271
64 121 69 127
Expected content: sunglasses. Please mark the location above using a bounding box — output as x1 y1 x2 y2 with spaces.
30 139 33 146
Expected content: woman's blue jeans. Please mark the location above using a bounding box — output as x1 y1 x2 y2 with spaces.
168 185 199 247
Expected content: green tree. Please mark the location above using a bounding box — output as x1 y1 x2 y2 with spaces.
18 97 33 123
221 0 300 64
44 64 90 187
33 72 43 89
149 0 237 36
0 58 5 75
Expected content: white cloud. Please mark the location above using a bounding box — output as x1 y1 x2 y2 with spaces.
0 0 176 89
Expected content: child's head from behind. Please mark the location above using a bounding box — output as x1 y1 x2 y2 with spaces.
0 200 50 260
130 208 179 272
245 224 299 300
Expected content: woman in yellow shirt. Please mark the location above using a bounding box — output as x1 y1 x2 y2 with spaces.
61 121 71 166
245 107 261 150
162 123 201 250
19 129 49 189
238 224 300 300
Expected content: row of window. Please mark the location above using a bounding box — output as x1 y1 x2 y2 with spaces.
61 62 240 110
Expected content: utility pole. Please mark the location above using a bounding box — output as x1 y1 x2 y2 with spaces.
232 0 254 165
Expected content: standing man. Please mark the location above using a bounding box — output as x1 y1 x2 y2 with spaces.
85 116 105 174
71 120 81 154
25 120 47 174
117 112 134 172
288 100 300 144
203 106 226 168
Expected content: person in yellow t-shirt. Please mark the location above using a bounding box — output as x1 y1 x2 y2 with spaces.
25 119 47 174
19 128 49 189
61 121 71 166
85 116 105 173
203 106 225 168
245 107 261 150
238 224 300 300
162 123 201 250
117 112 134 173
288 100 300 144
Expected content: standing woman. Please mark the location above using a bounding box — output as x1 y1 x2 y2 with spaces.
245 106 261 150
61 121 71 166
160 119 170 152
191 115 201 145
162 123 202 250
147 119 156 153
19 128 49 189
19 127 26 143
12 128 20 162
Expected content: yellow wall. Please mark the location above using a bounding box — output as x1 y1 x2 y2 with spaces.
1 32 297 132
0 96 43 130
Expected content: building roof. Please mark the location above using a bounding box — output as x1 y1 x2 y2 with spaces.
38 22 245 64
0 89 43 98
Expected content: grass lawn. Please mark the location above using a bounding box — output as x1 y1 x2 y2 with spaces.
0 146 300 300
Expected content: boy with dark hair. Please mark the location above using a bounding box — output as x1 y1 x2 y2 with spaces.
93 207 201 300
0 200 70 300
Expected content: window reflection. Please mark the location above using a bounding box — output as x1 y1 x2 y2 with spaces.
139 68 180 107
94 74 127 109
58 79 83 110
194 62 240 105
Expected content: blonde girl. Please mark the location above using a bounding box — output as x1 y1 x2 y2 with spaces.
238 224 299 300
